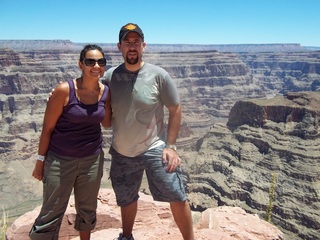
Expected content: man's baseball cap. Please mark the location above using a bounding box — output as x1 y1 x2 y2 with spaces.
119 23 144 42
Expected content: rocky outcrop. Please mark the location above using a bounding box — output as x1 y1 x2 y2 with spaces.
185 92 320 240
227 92 320 139
6 188 284 240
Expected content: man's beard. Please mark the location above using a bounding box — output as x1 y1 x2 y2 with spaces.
126 52 139 65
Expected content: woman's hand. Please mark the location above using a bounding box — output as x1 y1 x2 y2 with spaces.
32 161 44 181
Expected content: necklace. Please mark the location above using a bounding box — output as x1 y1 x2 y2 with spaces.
78 77 100 95
86 87 99 95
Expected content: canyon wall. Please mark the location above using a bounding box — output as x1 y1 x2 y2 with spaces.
185 92 319 240
0 42 320 239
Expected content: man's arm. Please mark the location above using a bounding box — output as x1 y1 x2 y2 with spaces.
162 103 182 173
166 103 181 145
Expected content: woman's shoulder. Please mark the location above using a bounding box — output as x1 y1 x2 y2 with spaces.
50 81 71 101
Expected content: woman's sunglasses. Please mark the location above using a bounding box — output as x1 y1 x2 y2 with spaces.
83 58 107 67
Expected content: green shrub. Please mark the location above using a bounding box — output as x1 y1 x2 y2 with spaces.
0 209 8 240
266 173 277 222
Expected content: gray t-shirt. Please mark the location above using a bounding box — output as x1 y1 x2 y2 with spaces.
102 63 180 157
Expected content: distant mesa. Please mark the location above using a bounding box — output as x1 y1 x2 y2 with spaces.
0 39 319 52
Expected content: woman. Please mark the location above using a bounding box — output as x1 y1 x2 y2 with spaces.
29 44 111 240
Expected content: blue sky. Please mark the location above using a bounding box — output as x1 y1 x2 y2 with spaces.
1 0 319 46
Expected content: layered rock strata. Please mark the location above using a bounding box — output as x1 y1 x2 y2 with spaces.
1 45 320 239
185 92 320 240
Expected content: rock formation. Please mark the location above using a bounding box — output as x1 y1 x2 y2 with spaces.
185 92 320 240
6 188 284 240
1 42 320 239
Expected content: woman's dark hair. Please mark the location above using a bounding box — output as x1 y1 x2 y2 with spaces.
79 44 105 62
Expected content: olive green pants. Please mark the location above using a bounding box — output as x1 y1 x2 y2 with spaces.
29 150 104 240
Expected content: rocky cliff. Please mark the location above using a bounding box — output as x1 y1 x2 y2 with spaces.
184 92 320 240
6 188 284 240
6 189 284 240
1 42 320 239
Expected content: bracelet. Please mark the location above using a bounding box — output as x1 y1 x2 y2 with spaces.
165 144 177 151
37 155 45 162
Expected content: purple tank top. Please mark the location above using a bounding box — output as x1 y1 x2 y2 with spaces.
49 79 108 157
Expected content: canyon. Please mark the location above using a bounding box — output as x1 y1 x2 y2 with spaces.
0 41 319 239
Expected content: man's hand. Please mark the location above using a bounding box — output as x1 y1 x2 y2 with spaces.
162 148 181 173
47 81 62 102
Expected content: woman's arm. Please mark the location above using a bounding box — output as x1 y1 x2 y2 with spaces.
32 82 69 180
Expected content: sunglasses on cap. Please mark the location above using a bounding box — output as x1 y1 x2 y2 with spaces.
83 58 107 67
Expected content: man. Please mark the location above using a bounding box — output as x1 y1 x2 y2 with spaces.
103 23 195 240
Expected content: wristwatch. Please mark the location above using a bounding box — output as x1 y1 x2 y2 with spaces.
37 155 45 162
166 144 177 151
